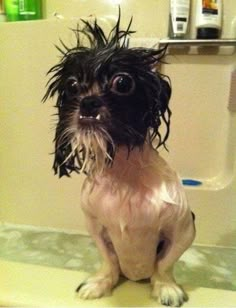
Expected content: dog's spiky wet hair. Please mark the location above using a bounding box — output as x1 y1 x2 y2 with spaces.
44 11 171 177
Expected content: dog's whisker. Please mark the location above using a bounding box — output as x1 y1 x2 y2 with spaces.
56 126 77 147
69 127 114 176
60 141 78 167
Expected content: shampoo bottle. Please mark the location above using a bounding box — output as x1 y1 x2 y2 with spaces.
196 0 222 39
169 0 191 38
4 0 19 21
18 0 42 21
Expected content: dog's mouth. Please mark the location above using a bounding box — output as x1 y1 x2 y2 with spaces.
78 96 105 126
72 110 115 176
78 113 103 130
79 113 102 121
78 104 110 128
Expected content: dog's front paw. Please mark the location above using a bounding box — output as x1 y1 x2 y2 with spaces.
76 276 113 299
151 282 188 307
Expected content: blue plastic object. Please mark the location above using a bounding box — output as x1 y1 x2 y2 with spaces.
182 179 202 186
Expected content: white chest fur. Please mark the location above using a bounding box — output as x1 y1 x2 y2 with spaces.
80 147 189 280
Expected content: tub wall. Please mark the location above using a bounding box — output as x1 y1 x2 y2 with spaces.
0 0 235 247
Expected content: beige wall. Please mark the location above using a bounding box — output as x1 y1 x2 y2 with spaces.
0 0 235 247
44 0 236 38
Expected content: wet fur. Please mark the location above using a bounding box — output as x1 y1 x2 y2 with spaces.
43 13 171 177
44 12 195 307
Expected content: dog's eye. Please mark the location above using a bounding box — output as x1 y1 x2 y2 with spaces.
111 74 135 95
65 77 80 96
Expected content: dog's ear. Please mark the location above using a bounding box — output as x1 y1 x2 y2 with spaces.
159 76 171 114
147 72 172 149
136 46 171 139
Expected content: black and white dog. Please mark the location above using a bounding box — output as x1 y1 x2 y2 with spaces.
44 13 195 307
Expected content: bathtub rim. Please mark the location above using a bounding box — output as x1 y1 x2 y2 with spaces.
1 258 236 307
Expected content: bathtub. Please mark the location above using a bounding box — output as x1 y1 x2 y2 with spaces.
0 223 236 307
0 2 236 306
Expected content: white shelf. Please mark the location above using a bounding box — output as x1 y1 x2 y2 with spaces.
159 38 236 47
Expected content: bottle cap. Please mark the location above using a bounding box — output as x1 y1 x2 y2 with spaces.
197 28 220 39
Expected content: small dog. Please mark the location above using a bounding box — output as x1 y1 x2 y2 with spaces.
44 13 195 307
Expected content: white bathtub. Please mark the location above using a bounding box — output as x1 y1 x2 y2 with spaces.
0 3 236 306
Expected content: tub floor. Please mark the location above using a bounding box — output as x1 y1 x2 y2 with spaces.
0 223 235 292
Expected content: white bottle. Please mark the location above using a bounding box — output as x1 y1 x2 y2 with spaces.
196 0 222 39
170 0 191 38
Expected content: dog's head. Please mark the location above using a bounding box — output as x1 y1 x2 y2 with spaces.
43 14 171 177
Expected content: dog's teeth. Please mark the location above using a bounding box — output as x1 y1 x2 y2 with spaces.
79 114 101 120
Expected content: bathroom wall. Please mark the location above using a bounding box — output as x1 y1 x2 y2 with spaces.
0 0 235 247
44 0 236 38
44 0 169 37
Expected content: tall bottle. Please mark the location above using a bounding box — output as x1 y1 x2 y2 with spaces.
18 0 42 21
169 0 191 38
4 0 19 21
196 0 222 39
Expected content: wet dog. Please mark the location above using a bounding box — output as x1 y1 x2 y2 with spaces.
44 13 195 307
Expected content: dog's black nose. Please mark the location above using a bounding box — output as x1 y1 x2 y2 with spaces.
80 96 102 117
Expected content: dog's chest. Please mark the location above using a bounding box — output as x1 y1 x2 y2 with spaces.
81 174 162 280
82 174 161 231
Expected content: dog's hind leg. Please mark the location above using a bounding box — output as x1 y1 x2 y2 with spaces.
151 220 195 307
76 215 120 299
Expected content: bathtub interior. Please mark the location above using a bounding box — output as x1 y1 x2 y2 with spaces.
0 1 235 245
0 223 236 293
0 0 236 306
161 59 236 189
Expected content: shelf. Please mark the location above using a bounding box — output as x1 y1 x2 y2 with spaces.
159 38 236 47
